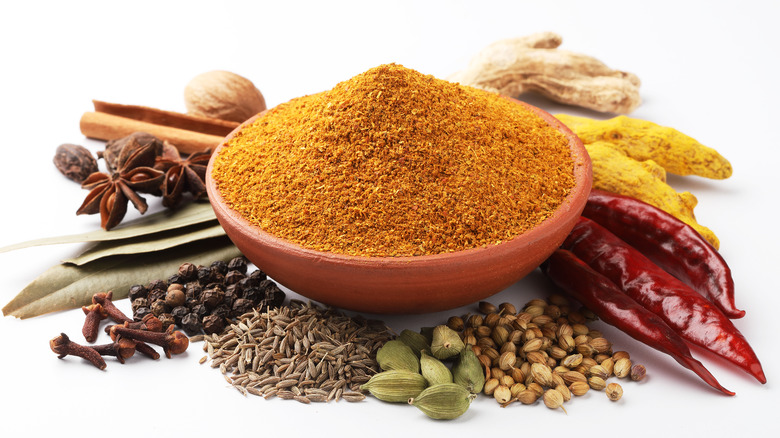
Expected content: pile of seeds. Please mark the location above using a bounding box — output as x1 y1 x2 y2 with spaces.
448 296 646 409
198 299 394 403
128 257 285 335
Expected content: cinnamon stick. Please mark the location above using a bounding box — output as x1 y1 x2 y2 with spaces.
79 101 241 155
80 112 226 155
92 100 239 137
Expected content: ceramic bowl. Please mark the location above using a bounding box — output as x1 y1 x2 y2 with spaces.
206 99 591 314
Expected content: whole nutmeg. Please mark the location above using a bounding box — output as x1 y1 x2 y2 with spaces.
184 70 266 123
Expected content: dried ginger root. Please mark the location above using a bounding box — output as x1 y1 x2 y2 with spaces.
556 114 733 179
448 32 641 114
586 141 720 249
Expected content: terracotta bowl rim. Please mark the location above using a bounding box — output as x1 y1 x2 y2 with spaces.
206 98 591 267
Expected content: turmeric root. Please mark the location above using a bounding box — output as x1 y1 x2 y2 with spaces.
557 114 733 179
448 32 641 114
585 141 719 249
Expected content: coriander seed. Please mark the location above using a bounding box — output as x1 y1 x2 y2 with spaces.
543 389 567 413
630 364 647 381
614 358 632 378
606 382 623 401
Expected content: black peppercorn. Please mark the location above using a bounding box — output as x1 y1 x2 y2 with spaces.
151 299 170 317
181 313 202 335
185 298 200 310
128 284 148 301
134 306 152 321
242 287 262 304
258 280 285 309
171 306 189 324
202 314 226 334
167 274 185 285
222 288 236 309
158 313 176 331
225 270 246 285
227 257 248 274
237 277 255 291
131 297 149 312
147 288 166 305
197 265 213 284
210 304 230 320
191 303 208 319
178 262 198 282
201 285 225 309
231 298 255 318
248 269 268 284
226 283 243 299
210 270 225 285
185 282 202 301
148 279 168 292
210 260 228 275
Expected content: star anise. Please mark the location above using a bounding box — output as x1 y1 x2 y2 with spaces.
154 142 212 208
99 131 163 171
77 138 164 230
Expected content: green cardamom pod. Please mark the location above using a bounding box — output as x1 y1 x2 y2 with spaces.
376 339 420 372
420 351 453 386
452 345 485 393
361 369 428 403
430 325 465 360
409 383 476 420
398 329 430 358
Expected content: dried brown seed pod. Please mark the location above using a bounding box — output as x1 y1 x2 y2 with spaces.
53 143 98 183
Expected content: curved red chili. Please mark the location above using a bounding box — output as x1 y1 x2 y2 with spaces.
563 217 765 384
542 249 733 396
582 189 744 318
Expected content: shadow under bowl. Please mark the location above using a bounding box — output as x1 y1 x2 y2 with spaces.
206 99 592 314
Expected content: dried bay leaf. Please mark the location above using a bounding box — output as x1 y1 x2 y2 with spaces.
0 201 217 253
2 236 241 319
64 222 226 266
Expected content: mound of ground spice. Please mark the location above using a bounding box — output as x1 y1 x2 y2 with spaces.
212 64 575 257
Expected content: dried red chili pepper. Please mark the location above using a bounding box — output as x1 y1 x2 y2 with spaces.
542 249 733 396
562 217 765 384
582 189 744 318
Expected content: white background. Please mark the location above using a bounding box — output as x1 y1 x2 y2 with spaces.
1 1 777 436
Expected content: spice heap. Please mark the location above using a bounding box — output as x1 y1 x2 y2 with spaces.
454 298 645 408
129 257 285 336
200 300 394 402
367 298 645 417
358 296 645 419
212 63 575 257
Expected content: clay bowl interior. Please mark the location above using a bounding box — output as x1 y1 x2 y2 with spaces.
206 99 592 315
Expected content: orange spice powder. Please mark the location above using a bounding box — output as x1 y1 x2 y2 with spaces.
212 64 575 257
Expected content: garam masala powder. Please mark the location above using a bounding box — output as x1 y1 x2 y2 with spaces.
212 64 575 257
